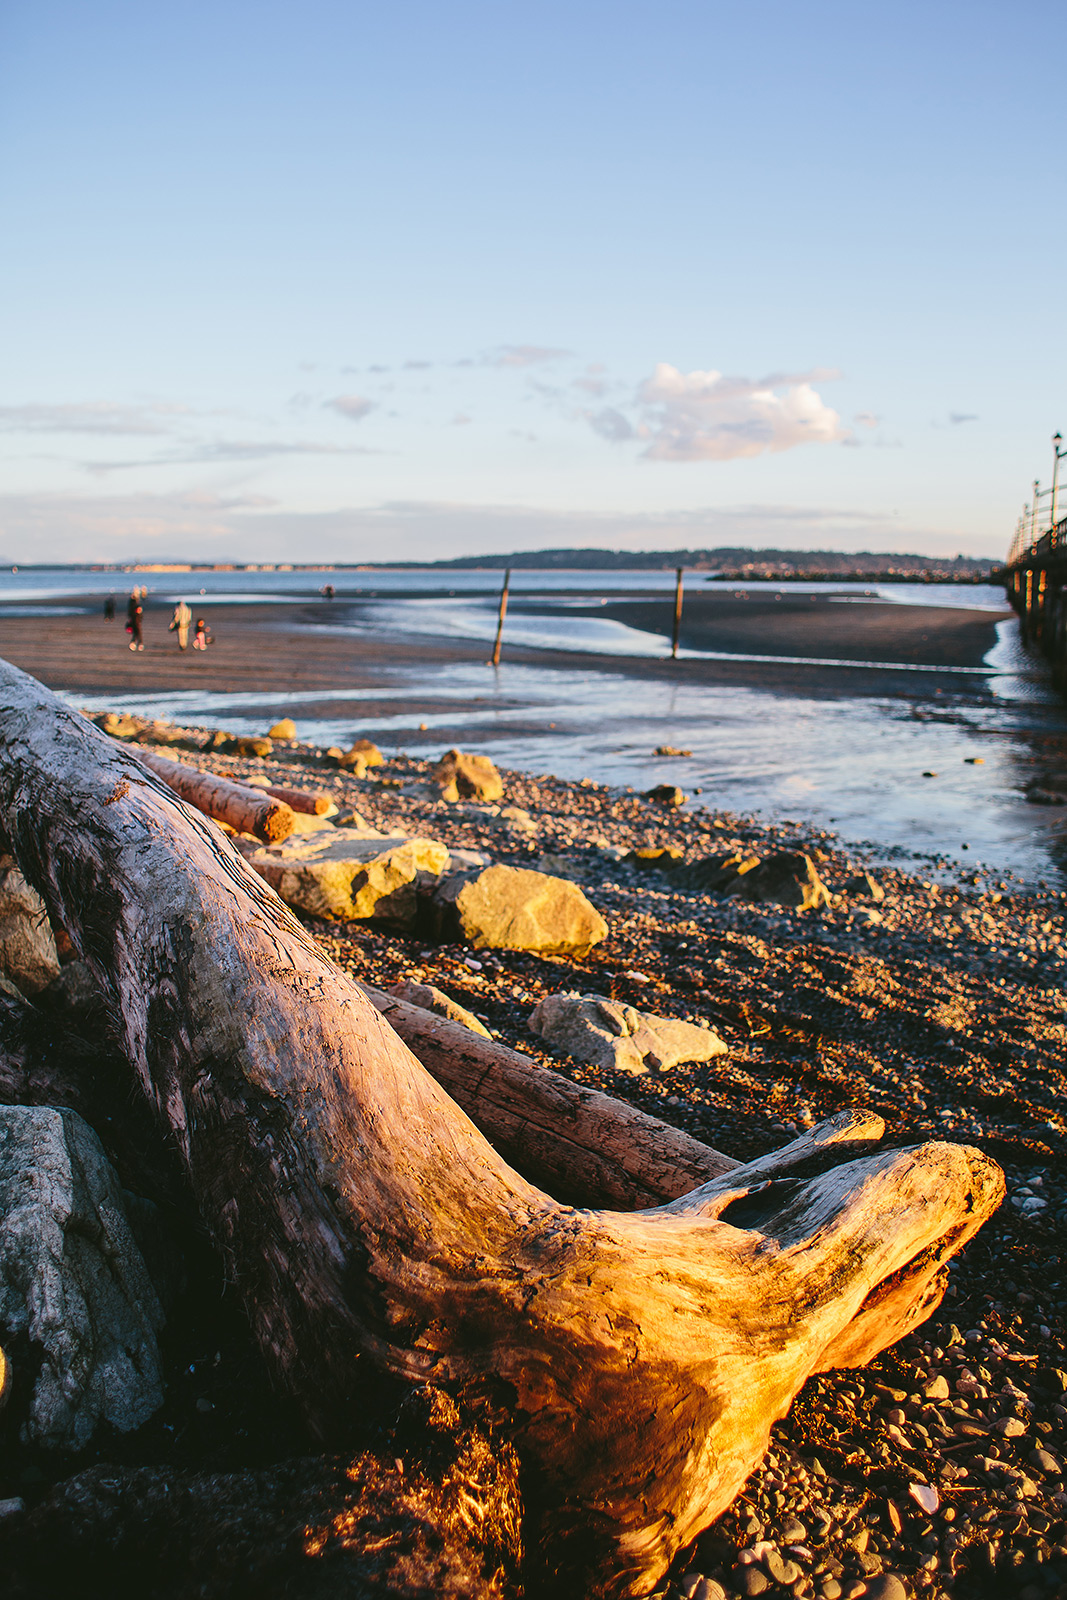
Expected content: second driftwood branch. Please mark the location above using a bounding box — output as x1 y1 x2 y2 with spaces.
132 750 297 843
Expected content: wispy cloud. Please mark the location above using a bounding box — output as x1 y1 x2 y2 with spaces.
324 394 375 421
587 407 635 442
83 438 371 473
854 411 880 429
634 364 846 462
0 402 189 436
949 412 978 425
491 344 571 368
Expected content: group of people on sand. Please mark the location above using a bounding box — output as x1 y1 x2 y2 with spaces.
109 589 212 653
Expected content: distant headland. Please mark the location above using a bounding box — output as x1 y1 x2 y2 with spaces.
5 548 999 582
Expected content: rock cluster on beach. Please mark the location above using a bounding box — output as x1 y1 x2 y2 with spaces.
1 708 1066 1598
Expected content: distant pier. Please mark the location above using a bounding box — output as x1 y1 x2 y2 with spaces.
1003 433 1067 691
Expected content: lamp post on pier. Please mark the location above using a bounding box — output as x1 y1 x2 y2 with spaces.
1050 433 1066 543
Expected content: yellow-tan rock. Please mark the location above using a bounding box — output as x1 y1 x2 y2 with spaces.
430 864 606 956
249 828 450 923
386 980 492 1038
0 856 60 994
432 748 504 803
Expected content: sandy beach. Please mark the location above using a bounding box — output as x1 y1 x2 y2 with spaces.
0 589 1009 707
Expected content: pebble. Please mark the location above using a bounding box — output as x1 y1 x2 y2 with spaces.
861 1579 907 1600
734 1566 769 1596
907 1482 938 1514
763 1549 801 1585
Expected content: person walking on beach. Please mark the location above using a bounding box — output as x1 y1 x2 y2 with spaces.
192 617 212 651
169 598 192 650
125 589 144 651
104 595 115 621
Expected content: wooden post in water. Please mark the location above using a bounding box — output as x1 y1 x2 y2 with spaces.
671 566 684 660
491 567 511 667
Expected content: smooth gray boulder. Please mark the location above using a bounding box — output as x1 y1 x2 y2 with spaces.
0 856 60 995
0 1105 165 1449
529 993 728 1076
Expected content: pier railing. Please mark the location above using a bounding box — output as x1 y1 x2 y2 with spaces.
1006 432 1067 568
1004 433 1067 691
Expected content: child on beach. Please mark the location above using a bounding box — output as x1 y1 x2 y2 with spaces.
192 618 212 651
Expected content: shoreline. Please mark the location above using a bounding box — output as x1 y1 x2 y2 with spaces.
3 593 1065 890
0 592 1014 703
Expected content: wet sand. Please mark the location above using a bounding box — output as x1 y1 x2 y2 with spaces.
0 590 1009 712
583 591 1006 668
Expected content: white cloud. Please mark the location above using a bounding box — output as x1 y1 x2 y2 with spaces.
855 411 880 429
325 394 375 421
634 364 846 461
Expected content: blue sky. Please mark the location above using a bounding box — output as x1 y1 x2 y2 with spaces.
0 0 1063 564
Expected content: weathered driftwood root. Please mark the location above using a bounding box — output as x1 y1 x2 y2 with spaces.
0 659 1004 1599
360 981 738 1208
132 749 296 842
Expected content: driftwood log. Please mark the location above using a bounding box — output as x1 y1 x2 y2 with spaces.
132 749 295 842
264 781 334 816
0 660 1004 1598
359 981 739 1208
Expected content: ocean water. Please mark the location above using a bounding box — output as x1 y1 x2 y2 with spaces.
26 567 1066 887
